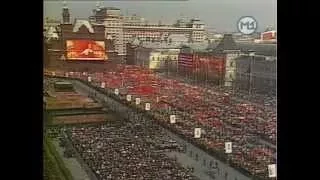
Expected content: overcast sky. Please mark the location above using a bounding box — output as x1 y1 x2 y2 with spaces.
44 0 277 32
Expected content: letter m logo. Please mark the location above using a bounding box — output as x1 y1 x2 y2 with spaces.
240 21 256 30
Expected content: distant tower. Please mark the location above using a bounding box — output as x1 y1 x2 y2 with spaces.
62 1 70 24
96 1 104 10
96 1 100 8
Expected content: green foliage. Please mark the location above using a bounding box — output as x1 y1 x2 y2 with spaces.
44 137 73 180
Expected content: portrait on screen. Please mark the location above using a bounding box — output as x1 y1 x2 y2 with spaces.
66 40 107 60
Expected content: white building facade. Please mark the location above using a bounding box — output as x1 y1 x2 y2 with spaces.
89 6 206 58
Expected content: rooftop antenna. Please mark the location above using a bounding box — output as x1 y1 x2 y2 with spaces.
96 1 101 10
179 13 184 19
62 1 67 9
194 12 197 19
99 1 104 8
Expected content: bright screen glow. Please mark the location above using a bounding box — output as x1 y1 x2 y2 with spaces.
66 40 107 60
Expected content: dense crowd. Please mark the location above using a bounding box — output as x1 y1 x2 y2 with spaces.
65 120 198 180
158 72 276 110
45 65 276 179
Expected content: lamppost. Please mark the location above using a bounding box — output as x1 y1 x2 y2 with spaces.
248 50 255 95
165 56 170 77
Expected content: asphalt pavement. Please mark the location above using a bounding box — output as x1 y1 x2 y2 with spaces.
52 140 91 180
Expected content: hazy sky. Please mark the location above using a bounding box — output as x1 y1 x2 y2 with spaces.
44 0 277 32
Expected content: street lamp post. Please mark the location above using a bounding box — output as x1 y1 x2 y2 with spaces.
248 50 255 95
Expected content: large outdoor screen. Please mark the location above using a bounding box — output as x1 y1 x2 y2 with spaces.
66 40 107 60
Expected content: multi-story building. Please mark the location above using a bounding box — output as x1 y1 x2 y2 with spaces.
133 42 180 71
44 17 61 41
44 18 61 32
89 6 206 59
90 7 125 59
44 26 59 41
122 18 205 48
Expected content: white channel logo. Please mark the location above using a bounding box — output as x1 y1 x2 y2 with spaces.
237 16 257 35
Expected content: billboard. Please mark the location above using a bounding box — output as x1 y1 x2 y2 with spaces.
66 40 107 60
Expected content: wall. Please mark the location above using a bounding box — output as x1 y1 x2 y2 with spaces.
135 47 180 71
235 56 276 94
135 47 152 68
178 52 226 83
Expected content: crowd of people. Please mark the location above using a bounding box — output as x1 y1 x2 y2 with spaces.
65 119 198 180
160 72 276 111
45 65 276 179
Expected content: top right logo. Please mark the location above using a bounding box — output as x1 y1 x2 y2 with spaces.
237 16 258 35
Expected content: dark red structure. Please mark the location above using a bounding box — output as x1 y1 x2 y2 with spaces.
178 51 226 82
45 6 119 72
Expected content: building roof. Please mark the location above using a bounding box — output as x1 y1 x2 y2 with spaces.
168 34 189 42
141 42 182 49
73 19 94 33
130 37 141 46
209 41 276 57
236 55 270 62
213 34 239 52
185 42 210 51
105 7 120 10
237 43 276 57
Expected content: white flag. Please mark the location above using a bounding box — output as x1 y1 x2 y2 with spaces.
88 76 92 82
145 103 150 111
170 115 176 124
126 95 132 102
268 164 276 178
114 89 119 95
225 142 232 153
194 128 201 138
135 98 141 105
101 82 105 88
